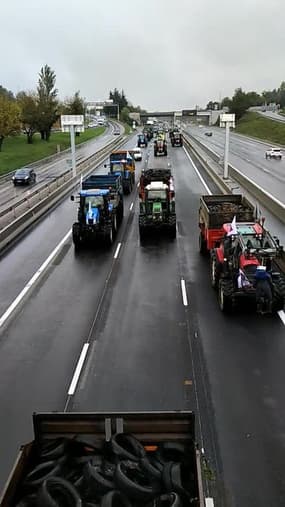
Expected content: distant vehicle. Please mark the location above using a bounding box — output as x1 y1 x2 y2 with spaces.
265 147 282 160
205 131 213 137
12 168 36 186
87 122 97 128
171 132 183 147
137 133 148 147
97 117 106 125
154 138 167 156
113 129 120 135
131 147 142 161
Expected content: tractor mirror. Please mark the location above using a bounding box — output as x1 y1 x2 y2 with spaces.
104 164 107 168
70 195 74 201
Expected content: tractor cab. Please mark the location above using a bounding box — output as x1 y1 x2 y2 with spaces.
77 189 112 225
142 181 175 217
222 222 280 266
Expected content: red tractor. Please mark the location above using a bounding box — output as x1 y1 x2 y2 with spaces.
154 138 167 157
210 221 285 313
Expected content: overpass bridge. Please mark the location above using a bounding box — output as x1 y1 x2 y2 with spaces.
139 109 223 126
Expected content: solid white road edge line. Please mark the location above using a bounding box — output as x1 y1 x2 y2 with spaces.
0 229 72 328
181 279 188 306
137 182 140 188
183 147 212 195
68 343 89 396
205 499 215 507
114 242 122 259
277 310 285 326
129 202 134 211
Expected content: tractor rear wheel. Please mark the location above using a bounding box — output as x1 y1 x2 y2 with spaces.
218 279 234 313
210 253 220 289
105 227 113 247
169 224 176 239
112 215 117 235
139 226 147 240
272 276 285 311
72 223 83 250
199 233 207 254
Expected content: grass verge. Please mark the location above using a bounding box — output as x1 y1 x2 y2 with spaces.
0 127 106 175
236 112 285 145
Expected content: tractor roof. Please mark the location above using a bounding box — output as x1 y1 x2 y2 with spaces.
146 181 168 190
80 189 109 197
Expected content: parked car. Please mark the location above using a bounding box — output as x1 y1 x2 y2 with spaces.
205 131 213 137
265 147 282 160
12 168 36 186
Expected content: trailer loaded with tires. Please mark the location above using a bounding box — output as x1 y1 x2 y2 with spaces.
0 411 210 506
71 174 124 249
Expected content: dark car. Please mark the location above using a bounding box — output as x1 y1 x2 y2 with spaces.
12 167 36 186
205 131 213 137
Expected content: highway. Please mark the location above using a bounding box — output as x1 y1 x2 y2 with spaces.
185 124 285 206
259 110 285 123
0 134 285 506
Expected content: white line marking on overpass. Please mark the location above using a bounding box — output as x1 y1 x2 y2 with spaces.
0 229 72 328
181 279 188 306
183 147 212 195
68 343 89 395
205 499 215 507
114 242 121 259
277 310 285 326
129 202 134 211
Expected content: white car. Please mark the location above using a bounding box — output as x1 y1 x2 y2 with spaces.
265 147 282 160
132 147 142 161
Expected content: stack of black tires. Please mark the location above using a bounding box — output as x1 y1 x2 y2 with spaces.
15 433 198 506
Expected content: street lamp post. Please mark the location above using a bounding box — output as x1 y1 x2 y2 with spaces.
219 113 235 179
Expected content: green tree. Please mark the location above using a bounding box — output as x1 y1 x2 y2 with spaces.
277 81 285 108
37 65 58 141
229 88 250 120
17 91 39 144
0 85 14 100
246 91 263 107
206 100 220 110
221 96 232 108
0 95 21 151
120 106 131 124
63 91 85 115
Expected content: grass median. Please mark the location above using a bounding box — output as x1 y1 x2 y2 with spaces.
236 112 285 145
0 127 106 176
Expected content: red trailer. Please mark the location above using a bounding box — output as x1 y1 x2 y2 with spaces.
198 194 255 254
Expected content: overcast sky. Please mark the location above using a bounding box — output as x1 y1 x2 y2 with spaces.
2 0 285 111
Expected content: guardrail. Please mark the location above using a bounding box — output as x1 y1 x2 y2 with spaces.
0 132 129 252
182 131 285 224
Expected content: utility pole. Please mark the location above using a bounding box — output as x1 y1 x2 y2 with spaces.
223 121 230 179
70 124 76 179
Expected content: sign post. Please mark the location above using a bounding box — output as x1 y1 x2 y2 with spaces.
219 113 235 179
61 115 84 179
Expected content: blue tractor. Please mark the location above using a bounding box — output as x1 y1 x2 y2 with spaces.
71 174 123 248
106 152 135 194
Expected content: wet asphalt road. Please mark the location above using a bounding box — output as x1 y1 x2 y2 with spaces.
185 124 285 205
0 135 285 506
